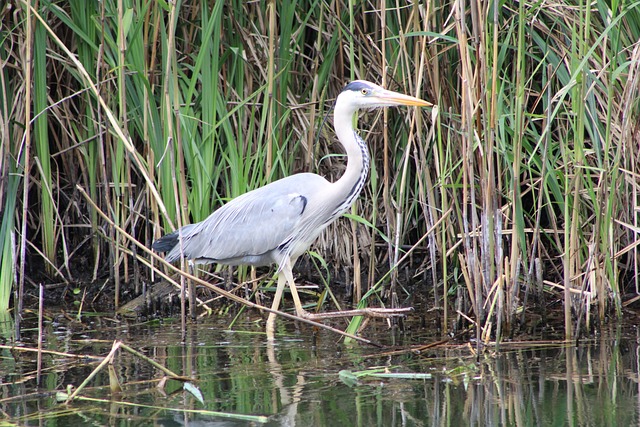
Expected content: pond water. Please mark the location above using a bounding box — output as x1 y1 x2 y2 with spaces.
1 309 639 426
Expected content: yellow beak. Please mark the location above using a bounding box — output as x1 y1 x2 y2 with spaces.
376 89 433 107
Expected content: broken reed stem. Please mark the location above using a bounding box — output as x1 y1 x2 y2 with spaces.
36 284 43 387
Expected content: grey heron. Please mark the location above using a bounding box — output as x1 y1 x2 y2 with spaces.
152 79 432 336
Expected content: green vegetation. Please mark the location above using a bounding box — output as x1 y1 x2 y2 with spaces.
0 0 638 341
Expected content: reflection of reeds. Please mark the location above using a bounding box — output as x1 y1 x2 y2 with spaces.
4 314 638 425
366 334 638 425
1 1 638 341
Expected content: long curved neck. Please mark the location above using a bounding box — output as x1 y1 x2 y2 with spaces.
330 102 370 215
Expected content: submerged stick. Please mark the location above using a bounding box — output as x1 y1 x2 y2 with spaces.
64 340 195 404
55 393 269 423
0 344 103 360
64 340 121 403
308 307 413 320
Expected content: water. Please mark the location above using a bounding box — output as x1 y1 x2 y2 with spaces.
1 310 639 426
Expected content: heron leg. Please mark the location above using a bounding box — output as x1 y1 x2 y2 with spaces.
281 257 309 318
266 258 311 339
266 271 287 339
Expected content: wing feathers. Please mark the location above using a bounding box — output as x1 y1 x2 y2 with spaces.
155 174 327 266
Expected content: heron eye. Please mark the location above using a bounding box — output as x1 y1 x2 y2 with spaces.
360 88 368 95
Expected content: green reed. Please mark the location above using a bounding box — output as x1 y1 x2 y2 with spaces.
0 28 16 310
68 0 100 276
32 13 55 274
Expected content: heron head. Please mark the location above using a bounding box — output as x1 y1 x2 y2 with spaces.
338 80 432 111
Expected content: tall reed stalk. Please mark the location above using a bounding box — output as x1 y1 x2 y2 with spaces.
0 26 18 310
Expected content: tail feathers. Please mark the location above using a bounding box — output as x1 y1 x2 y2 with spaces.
152 223 200 262
152 231 179 253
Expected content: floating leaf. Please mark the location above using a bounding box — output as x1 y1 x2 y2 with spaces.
338 370 359 387
184 382 205 405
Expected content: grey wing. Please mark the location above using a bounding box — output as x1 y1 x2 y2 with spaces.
170 181 313 266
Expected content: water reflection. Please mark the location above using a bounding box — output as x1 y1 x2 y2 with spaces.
1 313 639 426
